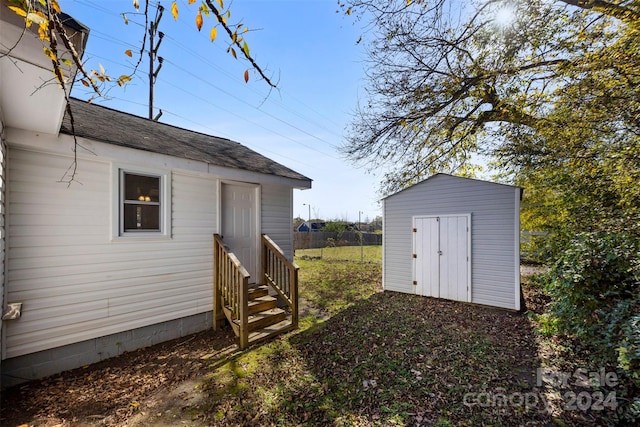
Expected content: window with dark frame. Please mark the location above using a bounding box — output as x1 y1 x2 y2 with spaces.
121 172 161 233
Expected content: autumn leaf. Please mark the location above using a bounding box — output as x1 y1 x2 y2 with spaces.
117 75 132 87
229 47 237 59
188 0 196 4
242 41 250 57
122 13 128 25
201 3 210 17
43 47 56 61
133 0 140 10
196 11 203 31
216 0 224 9
51 0 61 13
171 1 178 20
244 69 249 83
27 11 47 26
8 6 27 17
210 27 217 42
81 79 90 87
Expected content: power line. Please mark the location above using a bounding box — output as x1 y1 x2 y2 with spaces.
67 1 346 158
155 67 340 160
161 25 345 142
87 94 316 169
159 57 340 157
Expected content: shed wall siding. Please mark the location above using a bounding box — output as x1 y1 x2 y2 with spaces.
0 119 6 360
383 175 518 309
261 183 294 259
5 148 218 359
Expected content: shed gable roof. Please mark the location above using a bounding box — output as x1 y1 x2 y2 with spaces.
60 98 311 185
383 173 522 201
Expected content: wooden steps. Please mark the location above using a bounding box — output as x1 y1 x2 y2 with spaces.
248 318 295 345
224 284 293 347
248 295 277 314
248 285 269 300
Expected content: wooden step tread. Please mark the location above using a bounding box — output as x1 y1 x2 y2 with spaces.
233 307 287 331
248 295 277 314
248 317 294 345
248 285 269 300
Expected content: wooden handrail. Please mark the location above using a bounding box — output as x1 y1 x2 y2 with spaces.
261 234 299 329
213 234 249 348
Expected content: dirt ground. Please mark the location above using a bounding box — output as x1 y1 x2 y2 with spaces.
0 295 336 427
0 327 239 426
1 266 548 427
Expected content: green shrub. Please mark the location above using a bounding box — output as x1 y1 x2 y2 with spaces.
545 233 639 340
543 232 640 422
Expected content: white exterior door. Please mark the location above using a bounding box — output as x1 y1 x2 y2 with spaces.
413 215 470 302
414 216 440 297
221 183 259 279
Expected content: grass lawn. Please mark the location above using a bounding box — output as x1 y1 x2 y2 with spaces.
3 248 609 426
296 245 382 263
192 247 564 426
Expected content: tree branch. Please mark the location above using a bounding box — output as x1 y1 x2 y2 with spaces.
203 0 277 88
559 0 640 22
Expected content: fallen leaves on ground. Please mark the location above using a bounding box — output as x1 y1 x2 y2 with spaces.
0 262 604 426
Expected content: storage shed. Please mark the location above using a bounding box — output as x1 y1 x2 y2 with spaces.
382 174 522 310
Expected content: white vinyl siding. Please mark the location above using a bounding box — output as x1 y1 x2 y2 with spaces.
383 174 519 310
0 122 6 359
261 183 294 260
4 148 217 359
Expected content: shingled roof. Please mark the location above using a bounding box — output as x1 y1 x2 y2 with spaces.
60 98 312 185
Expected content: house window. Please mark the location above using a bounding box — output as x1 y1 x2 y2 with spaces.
115 166 173 238
122 172 161 232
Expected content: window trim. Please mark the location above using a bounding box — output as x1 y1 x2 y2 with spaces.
112 164 172 240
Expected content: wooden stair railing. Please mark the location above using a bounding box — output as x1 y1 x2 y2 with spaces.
261 234 299 329
213 233 250 348
214 234 297 349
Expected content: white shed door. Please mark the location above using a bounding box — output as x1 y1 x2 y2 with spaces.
222 183 258 279
413 215 470 302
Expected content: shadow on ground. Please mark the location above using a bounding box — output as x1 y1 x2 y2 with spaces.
195 291 550 426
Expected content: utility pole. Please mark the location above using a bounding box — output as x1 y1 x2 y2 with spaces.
359 211 364 263
149 4 164 120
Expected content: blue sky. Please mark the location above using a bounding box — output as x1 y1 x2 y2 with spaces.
60 0 383 223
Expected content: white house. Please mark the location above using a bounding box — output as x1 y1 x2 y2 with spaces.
0 5 311 387
382 174 521 311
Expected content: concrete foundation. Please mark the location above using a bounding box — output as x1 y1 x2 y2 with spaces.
1 311 212 389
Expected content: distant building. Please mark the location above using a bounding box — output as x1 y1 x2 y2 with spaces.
296 221 327 232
